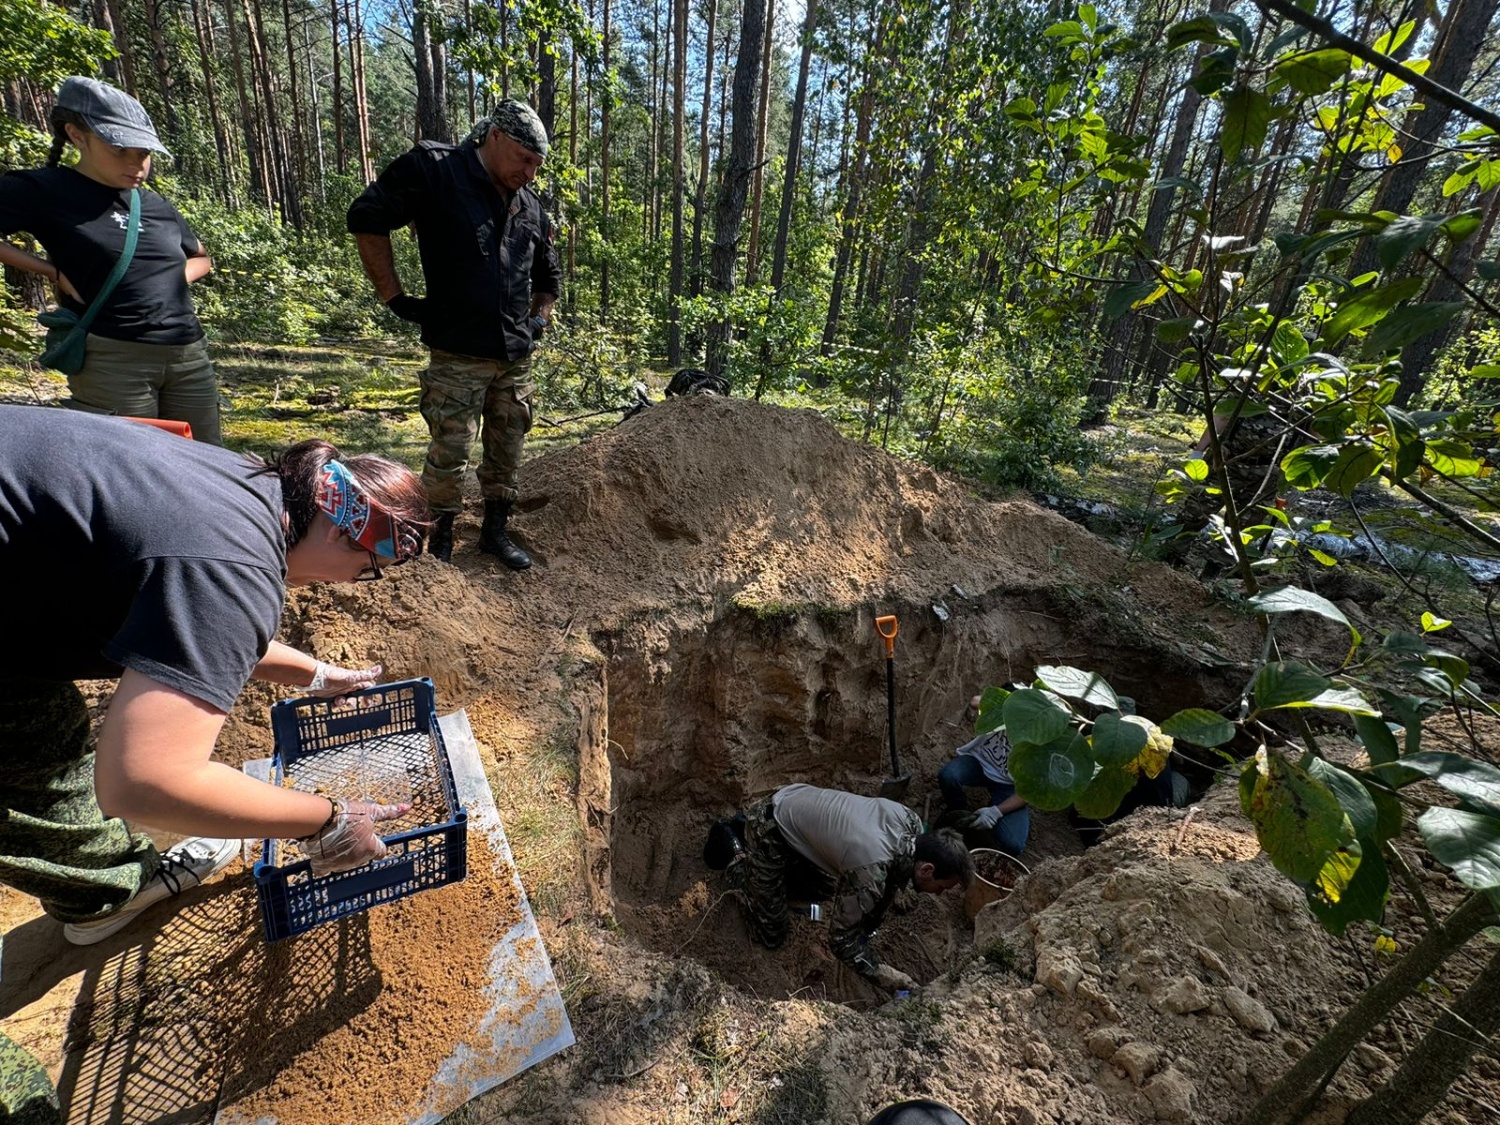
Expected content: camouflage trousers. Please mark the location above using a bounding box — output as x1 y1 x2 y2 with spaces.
0 679 163 1124
0 1032 59 1125
727 799 834 950
419 350 535 513
0 681 161 921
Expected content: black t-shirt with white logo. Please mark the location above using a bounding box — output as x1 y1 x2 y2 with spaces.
0 167 204 345
0 406 287 712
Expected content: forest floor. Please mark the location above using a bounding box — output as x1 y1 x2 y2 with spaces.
1 343 1498 1124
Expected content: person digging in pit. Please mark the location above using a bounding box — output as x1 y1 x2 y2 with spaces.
936 695 1031 855
715 783 971 994
0 408 429 1124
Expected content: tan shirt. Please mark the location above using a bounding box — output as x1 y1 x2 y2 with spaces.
771 783 919 876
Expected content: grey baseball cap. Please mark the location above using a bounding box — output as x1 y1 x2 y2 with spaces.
470 98 549 157
57 76 170 155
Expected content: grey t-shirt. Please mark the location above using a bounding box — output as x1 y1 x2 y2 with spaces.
0 407 286 711
771 783 921 876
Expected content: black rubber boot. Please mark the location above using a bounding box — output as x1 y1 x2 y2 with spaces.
428 513 455 563
478 499 531 570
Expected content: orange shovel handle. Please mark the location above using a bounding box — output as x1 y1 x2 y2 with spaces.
875 615 898 658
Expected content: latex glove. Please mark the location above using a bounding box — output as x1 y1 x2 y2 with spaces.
868 963 918 993
303 798 411 876
973 805 1004 830
308 661 383 699
386 293 429 325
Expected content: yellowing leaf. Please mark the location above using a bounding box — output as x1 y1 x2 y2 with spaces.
1121 715 1174 778
1386 144 1402 163
1313 841 1363 905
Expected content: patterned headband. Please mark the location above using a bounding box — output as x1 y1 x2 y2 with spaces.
314 460 421 562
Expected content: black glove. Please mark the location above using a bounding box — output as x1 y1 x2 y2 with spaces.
387 293 429 325
527 313 549 340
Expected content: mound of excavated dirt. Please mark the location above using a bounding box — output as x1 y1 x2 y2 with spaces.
10 395 1477 1124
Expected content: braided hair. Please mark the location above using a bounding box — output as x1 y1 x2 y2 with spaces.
47 105 89 167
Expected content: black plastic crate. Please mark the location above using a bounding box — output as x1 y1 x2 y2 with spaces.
253 678 468 942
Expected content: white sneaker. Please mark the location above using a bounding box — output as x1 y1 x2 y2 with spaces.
63 836 239 946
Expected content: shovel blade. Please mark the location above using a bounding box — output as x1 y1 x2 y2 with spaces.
879 774 912 801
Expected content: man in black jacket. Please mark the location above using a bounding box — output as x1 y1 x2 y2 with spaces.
348 99 562 569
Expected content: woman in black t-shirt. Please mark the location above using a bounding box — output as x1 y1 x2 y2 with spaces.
0 77 223 443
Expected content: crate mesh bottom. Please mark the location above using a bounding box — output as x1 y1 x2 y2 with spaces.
278 729 450 864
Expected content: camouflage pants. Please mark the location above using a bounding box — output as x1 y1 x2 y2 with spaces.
728 800 834 951
0 680 162 1124
0 680 161 922
0 1031 59 1125
419 350 535 513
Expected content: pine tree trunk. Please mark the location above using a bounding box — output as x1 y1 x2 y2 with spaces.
90 0 126 87
281 0 309 189
1349 0 1500 280
537 26 556 136
768 0 817 295
689 0 719 300
743 0 775 286
600 0 612 323
246 0 303 226
224 0 273 209
141 0 182 138
189 0 236 205
567 44 578 308
646 0 661 243
350 0 375 181
822 13 885 355
667 0 688 365
330 0 346 173
704 0 768 379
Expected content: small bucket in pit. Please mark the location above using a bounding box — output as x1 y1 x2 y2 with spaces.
964 848 1029 919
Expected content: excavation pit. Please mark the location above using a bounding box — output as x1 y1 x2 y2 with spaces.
584 592 1231 1006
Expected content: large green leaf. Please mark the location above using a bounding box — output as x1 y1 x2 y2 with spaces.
1366 302 1465 353
1353 714 1400 766
1377 752 1500 815
1166 14 1233 50
1282 444 1342 490
1247 586 1355 637
1003 688 1072 745
1384 407 1425 481
1091 711 1149 767
1073 763 1138 819
1253 662 1331 709
1010 733 1095 812
1419 807 1500 894
1221 85 1271 163
1036 665 1119 709
1240 748 1355 885
1374 215 1444 271
1159 708 1235 747
1306 839 1388 935
1104 281 1160 319
1298 686 1381 716
1308 758 1379 839
1365 780 1405 842
1325 442 1383 496
1323 277 1425 345
975 686 1010 735
1275 48 1353 95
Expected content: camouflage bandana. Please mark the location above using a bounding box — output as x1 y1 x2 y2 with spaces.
468 98 550 157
